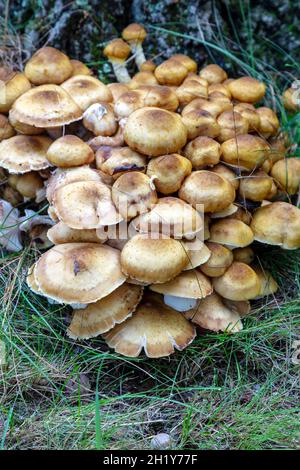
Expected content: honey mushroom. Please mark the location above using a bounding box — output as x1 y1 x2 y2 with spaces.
122 23 147 70
146 154 192 194
24 47 73 85
0 66 31 113
0 114 15 141
103 38 131 83
270 158 300 194
183 136 221 169
96 146 147 180
47 135 94 168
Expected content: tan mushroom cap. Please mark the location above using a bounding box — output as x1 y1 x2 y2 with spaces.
210 203 238 219
47 221 107 245
0 67 31 113
128 71 158 89
154 58 189 86
8 112 44 135
256 107 280 138
34 243 126 304
175 78 208 107
184 292 243 333
182 109 220 140
121 234 189 283
114 89 145 118
182 240 211 270
171 54 197 73
124 107 187 157
184 136 221 169
67 283 143 339
239 170 276 201
96 146 147 179
222 298 251 318
83 102 117 136
199 64 227 84
53 180 122 229
103 38 131 61
46 135 94 168
232 247 255 264
210 163 239 190
24 47 73 85
122 23 147 42
14 172 44 199
131 197 203 239
271 158 300 195
216 111 249 142
9 85 82 128
0 135 52 174
269 134 287 164
146 153 192 194
103 292 196 358
150 269 212 299
179 170 235 213
220 134 269 170
233 103 260 132
61 75 112 111
138 85 179 112
27 263 41 294
228 205 252 225
250 201 300 250
283 87 300 112
228 77 266 103
112 172 158 220
70 59 92 77
200 241 233 277
0 114 15 141
252 266 278 299
213 262 261 300
208 83 231 97
107 82 129 101
209 218 254 248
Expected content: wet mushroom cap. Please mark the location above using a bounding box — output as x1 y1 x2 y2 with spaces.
46 135 94 168
213 261 261 300
200 241 233 277
0 135 52 174
24 46 73 85
150 269 212 299
146 153 192 194
61 75 112 110
228 77 266 103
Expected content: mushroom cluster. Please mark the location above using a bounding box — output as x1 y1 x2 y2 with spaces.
1 25 300 358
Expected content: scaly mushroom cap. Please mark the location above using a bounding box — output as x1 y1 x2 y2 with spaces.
0 67 31 113
146 154 192 194
200 241 233 277
67 283 143 339
61 75 112 110
150 269 212 299
103 39 131 61
184 292 243 333
232 247 255 264
228 77 266 103
53 180 122 229
233 103 260 132
24 47 73 85
179 170 235 213
9 84 82 128
210 163 239 190
70 59 92 77
252 266 278 299
256 107 280 138
220 134 269 170
199 64 227 84
182 239 211 270
184 136 221 169
131 197 203 239
213 262 261 300
209 218 254 248
103 292 196 358
47 221 107 245
216 111 249 142
0 135 52 174
124 107 187 156
96 146 147 179
47 135 94 168
239 170 275 201
182 109 220 140
33 243 126 304
0 114 15 141
121 234 189 283
154 59 189 86
271 158 300 195
112 172 158 220
250 201 300 250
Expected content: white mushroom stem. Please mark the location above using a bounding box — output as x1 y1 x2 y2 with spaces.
83 103 107 122
164 295 197 312
130 42 146 70
0 199 22 252
111 60 131 83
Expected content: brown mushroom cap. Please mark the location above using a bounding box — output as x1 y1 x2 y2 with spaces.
232 247 255 264
61 75 112 111
233 103 260 132
271 158 300 195
184 136 221 169
70 59 92 77
209 218 254 248
150 269 212 299
103 39 131 61
103 292 196 358
283 87 300 112
208 83 231 98
124 107 187 156
120 234 189 284
0 67 31 113
24 47 73 85
182 109 220 140
210 163 239 190
220 134 269 170
67 283 143 339
154 58 189 86
250 201 300 250
138 85 179 112
0 135 52 174
122 23 147 42
182 240 211 270
182 97 225 118
146 153 192 194
256 107 280 138
96 146 147 180
216 111 249 142
107 82 129 102
199 64 227 84
175 78 208 107
46 135 94 168
128 71 158 89
228 77 266 103
0 114 15 141
252 266 278 299
200 241 233 277
140 60 156 73
239 170 276 201
9 84 82 128
47 221 107 245
179 170 235 213
15 172 44 199
213 261 261 300
171 54 197 73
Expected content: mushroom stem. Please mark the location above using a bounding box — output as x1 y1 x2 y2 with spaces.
131 42 146 69
164 295 198 312
111 61 131 84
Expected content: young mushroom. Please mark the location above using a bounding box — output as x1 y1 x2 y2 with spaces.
270 158 300 195
0 66 31 113
228 77 266 103
103 38 131 83
70 59 92 77
61 75 112 111
146 154 192 194
199 64 227 84
183 136 221 169
0 114 15 141
122 23 147 70
47 135 94 168
220 134 270 170
199 242 233 277
0 135 52 174
213 262 261 301
47 221 107 245
209 218 254 249
239 170 276 201
24 46 73 85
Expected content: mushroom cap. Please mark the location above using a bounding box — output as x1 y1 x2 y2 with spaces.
181 109 220 140
140 60 156 73
220 134 269 170
0 135 52 174
96 146 147 179
256 107 280 137
47 221 107 245
171 54 197 73
184 292 243 333
47 135 94 168
129 72 158 89
124 107 187 157
183 136 221 169
182 96 229 118
200 241 233 277
232 247 255 264
103 39 131 61
150 269 212 299
175 78 208 107
120 234 189 283
199 64 227 84
9 85 82 128
27 263 41 294
0 114 15 141
83 102 117 136
182 239 211 270
208 83 231 98
67 283 143 339
213 262 261 301
210 203 238 219
209 218 254 248
53 180 122 229
146 153 192 194
228 77 266 103
15 172 44 198
70 59 92 77
154 59 189 86
114 89 145 118
107 82 129 101
8 112 43 135
122 23 147 42
222 298 251 317
0 67 31 113
250 201 300 250
252 266 278 299
216 111 249 142
179 170 235 213
61 75 112 111
131 197 203 239
34 243 126 304
233 103 260 132
24 47 73 85
228 206 252 225
112 171 158 220
271 158 300 195
137 85 179 112
239 170 275 201
283 87 300 112
210 163 239 190
103 292 196 358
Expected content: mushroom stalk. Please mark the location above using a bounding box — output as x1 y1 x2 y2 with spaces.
111 61 131 84
131 42 146 70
